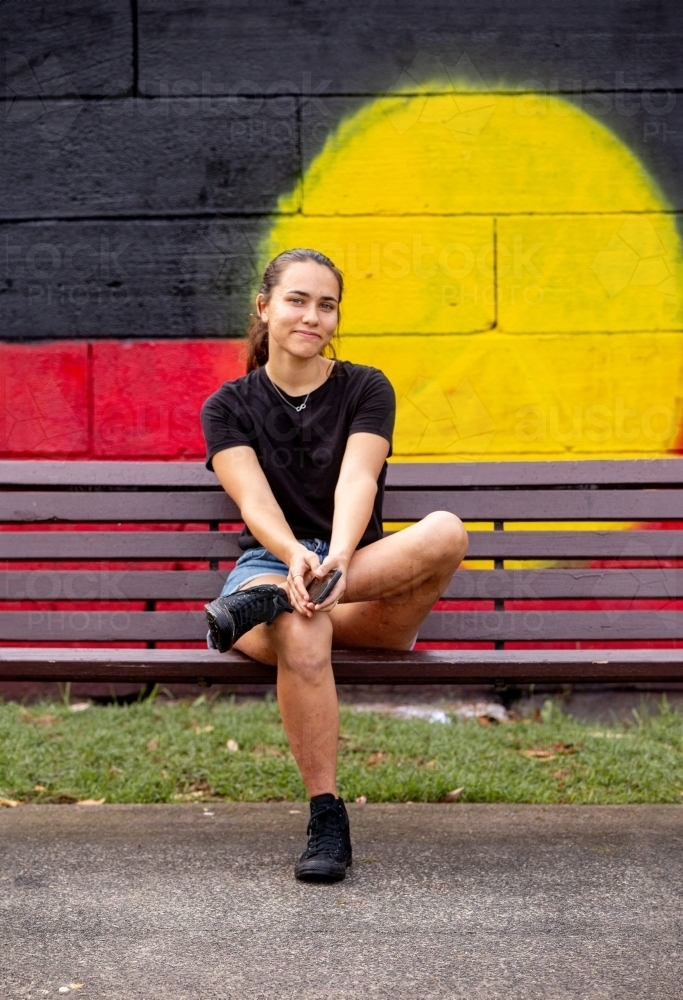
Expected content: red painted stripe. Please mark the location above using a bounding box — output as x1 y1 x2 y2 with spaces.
0 342 89 457
1 340 245 460
92 340 244 458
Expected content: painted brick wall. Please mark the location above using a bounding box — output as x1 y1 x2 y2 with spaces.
0 340 243 460
2 1 682 461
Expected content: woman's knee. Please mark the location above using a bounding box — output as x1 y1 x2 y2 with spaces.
272 612 332 681
421 510 468 564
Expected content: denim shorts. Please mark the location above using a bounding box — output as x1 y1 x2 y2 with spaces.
206 538 329 649
206 536 417 651
222 537 330 597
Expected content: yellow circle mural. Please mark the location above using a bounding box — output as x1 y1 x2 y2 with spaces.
264 86 683 461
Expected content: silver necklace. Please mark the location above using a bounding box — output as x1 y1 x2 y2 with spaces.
266 361 333 413
269 378 310 412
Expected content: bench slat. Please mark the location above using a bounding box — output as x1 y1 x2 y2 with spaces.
445 568 683 600
387 460 683 489
1 646 682 684
2 530 681 560
2 609 681 642
0 531 243 560
419 610 683 642
3 459 683 488
0 492 240 522
4 489 683 523
1 568 681 602
0 570 228 601
465 531 683 559
384 490 683 521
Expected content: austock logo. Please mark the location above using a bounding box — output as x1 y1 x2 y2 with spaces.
5 49 84 152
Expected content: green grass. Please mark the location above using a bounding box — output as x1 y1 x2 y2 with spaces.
1 694 682 805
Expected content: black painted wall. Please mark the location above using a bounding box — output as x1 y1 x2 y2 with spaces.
1 0 681 340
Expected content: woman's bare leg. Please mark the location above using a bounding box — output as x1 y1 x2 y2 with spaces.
332 510 468 649
232 575 339 798
227 510 468 793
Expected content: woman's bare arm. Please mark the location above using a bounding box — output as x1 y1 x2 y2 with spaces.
211 446 323 613
311 432 390 609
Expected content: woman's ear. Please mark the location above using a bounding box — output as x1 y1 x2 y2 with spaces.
255 293 267 323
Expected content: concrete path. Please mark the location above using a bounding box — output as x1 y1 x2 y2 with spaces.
1 804 681 999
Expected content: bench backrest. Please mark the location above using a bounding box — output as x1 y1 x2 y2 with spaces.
1 459 682 648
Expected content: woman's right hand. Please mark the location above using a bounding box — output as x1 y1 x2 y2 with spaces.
286 545 322 617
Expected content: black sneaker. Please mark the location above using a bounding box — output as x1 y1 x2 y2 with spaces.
204 584 293 653
295 794 352 883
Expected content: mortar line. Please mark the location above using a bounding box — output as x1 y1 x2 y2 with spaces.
4 87 683 101
130 0 139 97
3 209 683 224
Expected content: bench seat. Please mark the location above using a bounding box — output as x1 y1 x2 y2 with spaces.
1 646 683 685
2 458 682 686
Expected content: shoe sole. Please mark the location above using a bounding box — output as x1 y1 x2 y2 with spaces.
294 856 352 883
204 602 235 653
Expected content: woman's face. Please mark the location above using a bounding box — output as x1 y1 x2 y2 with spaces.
258 261 340 362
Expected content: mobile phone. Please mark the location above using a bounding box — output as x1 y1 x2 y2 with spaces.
306 569 342 604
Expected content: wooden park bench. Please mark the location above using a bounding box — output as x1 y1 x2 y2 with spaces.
1 458 682 687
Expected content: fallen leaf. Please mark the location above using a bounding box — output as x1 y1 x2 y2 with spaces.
366 751 389 768
189 780 211 792
442 787 464 802
289 809 302 814
20 712 56 728
0 798 20 808
226 739 239 752
76 798 105 807
521 749 557 760
108 766 123 777
251 743 286 759
192 724 214 734
34 784 46 792
551 769 570 780
355 795 367 804
146 739 158 752
173 788 210 801
70 702 90 712
68 985 84 991
552 743 578 755
476 715 492 726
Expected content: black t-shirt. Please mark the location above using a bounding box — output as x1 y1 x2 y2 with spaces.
201 360 396 551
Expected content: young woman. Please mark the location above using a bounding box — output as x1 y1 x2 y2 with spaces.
201 248 468 883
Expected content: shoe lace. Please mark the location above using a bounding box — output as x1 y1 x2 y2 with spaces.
306 803 346 856
226 587 285 633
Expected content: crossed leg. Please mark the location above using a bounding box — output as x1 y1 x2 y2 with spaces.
231 511 468 797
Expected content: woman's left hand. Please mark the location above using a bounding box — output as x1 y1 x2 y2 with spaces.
305 554 348 613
